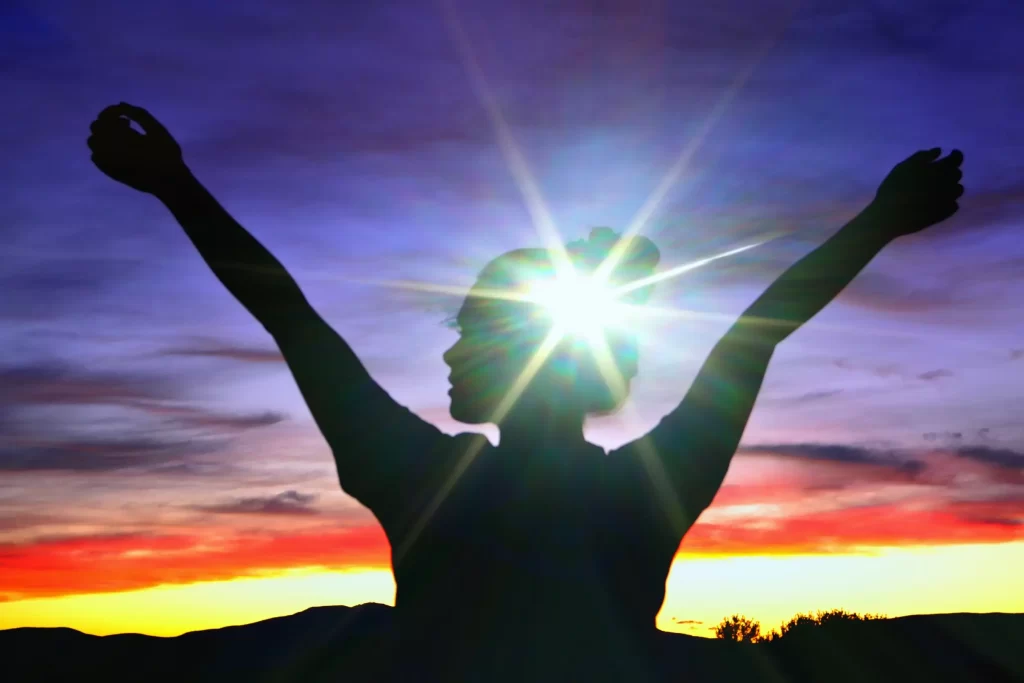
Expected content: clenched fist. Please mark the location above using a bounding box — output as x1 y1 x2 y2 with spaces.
87 103 188 194
872 148 964 238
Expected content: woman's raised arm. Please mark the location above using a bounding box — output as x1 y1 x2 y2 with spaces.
88 103 452 517
613 148 965 539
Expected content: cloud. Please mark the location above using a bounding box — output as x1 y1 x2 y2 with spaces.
763 389 844 405
917 369 953 381
1011 349 1024 361
0 256 144 322
831 360 954 383
0 434 220 473
671 618 703 625
931 188 1024 240
0 512 67 533
682 502 1024 555
793 390 843 402
953 446 1024 471
923 431 963 441
709 439 1024 530
0 359 284 474
133 403 286 431
739 443 924 475
832 358 904 379
0 361 174 406
0 525 389 601
160 339 285 364
196 490 321 516
836 272 958 314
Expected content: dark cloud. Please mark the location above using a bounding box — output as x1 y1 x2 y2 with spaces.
802 0 1024 90
0 359 283 474
0 512 67 532
953 446 1024 471
831 360 954 383
917 369 953 381
740 442 925 475
718 438 1024 511
196 490 321 516
964 517 1022 527
832 358 904 379
929 188 1024 240
924 431 963 441
0 256 144 322
1011 349 1024 361
788 389 843 404
174 410 285 430
946 497 1024 528
837 272 958 314
132 402 286 431
0 434 220 473
758 389 844 407
161 339 285 363
0 360 174 406
0 360 284 429
671 618 703 625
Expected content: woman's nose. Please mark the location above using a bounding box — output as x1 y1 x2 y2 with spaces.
443 342 459 367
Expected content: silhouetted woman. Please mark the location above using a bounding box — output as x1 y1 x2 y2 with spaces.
88 103 964 682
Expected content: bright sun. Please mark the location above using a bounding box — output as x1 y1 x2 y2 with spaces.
525 272 629 337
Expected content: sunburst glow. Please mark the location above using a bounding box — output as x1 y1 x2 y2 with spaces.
524 272 630 337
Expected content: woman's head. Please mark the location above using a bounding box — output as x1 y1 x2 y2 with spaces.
443 228 660 425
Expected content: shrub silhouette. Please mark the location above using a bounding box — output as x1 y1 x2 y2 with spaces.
713 614 762 642
715 609 888 643
774 608 886 641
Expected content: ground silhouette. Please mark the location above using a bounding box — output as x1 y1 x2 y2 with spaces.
4 606 1022 682
85 103 967 680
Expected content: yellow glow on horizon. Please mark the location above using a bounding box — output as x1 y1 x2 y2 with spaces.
0 567 395 637
3 543 1020 639
660 542 1024 637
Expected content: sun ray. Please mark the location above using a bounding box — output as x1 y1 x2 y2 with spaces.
394 328 566 563
586 332 631 410
439 0 574 278
334 268 994 354
594 8 799 284
587 334 692 535
614 238 778 296
635 303 1003 351
595 61 772 283
340 278 533 304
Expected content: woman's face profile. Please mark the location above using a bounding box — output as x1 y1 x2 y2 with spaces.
441 240 653 425
443 297 545 424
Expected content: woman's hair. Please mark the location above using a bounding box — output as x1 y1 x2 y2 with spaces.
456 227 660 415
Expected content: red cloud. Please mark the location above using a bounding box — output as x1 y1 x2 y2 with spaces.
682 502 1023 555
4 444 1021 602
0 526 390 602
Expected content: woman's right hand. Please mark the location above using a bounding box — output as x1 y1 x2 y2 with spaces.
87 102 189 195
870 147 964 239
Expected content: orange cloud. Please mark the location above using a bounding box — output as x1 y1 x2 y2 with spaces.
682 503 1022 555
0 526 390 602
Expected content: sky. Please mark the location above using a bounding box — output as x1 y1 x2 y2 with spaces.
1 0 1022 638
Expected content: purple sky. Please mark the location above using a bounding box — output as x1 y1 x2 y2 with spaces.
1 0 1022 565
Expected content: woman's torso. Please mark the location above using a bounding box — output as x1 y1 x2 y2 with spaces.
383 437 679 675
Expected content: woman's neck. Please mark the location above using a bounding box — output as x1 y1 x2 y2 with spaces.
496 405 588 455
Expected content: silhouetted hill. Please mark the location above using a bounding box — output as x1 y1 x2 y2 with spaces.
3 605 1022 682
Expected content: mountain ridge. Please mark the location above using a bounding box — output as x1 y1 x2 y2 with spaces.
4 605 1022 681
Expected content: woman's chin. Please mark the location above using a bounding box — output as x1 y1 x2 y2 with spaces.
448 396 491 425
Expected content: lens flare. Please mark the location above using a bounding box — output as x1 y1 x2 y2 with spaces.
524 273 628 338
